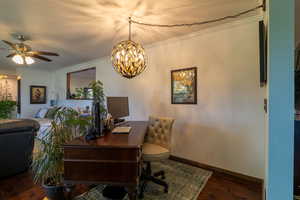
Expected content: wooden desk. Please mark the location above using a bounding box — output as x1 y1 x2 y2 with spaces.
63 121 148 200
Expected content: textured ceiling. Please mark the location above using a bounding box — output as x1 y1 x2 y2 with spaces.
0 0 260 71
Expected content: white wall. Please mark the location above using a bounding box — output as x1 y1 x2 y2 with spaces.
16 67 54 118
53 17 265 178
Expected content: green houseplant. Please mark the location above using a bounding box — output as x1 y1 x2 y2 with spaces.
31 108 91 200
76 80 107 139
75 80 106 113
0 100 17 119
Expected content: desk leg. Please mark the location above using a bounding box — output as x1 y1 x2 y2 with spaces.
128 186 137 200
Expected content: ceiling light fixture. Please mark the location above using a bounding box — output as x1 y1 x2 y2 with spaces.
25 56 35 65
12 54 24 65
1 34 59 66
111 17 147 79
12 54 35 65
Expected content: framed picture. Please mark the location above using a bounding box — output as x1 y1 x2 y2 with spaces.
30 85 47 104
171 67 197 104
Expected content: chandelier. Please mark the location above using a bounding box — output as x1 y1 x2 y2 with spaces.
111 17 146 79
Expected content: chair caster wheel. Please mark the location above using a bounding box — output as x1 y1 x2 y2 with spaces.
139 194 144 199
161 176 166 180
164 188 168 193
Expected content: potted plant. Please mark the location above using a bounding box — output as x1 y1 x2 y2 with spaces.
31 108 91 200
75 87 91 99
76 80 107 139
0 100 16 119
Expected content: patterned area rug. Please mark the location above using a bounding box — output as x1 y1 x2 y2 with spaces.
74 159 212 200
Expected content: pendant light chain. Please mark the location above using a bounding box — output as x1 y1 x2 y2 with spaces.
112 4 263 79
129 17 132 41
130 5 263 28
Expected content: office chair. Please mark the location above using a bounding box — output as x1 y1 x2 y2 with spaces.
139 116 174 198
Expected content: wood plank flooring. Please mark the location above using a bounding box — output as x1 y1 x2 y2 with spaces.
0 168 262 200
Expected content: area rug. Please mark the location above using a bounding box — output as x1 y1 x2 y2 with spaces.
74 159 212 200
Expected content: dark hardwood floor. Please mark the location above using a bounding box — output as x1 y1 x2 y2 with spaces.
198 172 262 200
0 167 262 200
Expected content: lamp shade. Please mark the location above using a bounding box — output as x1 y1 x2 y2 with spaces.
12 54 24 65
25 56 35 65
111 40 146 79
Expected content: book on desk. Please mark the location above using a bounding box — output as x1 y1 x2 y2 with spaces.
112 126 132 134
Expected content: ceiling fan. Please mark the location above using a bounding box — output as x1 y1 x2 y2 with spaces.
1 34 59 65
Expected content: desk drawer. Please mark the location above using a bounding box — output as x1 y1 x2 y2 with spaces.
64 147 140 161
64 161 139 183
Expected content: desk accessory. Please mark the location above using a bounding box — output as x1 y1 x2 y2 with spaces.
103 113 114 131
112 126 132 134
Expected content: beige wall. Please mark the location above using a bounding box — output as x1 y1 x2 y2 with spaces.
54 17 265 178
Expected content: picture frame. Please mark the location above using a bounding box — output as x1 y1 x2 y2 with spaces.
171 67 197 104
30 85 47 104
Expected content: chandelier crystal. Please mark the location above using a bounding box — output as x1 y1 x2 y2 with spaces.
111 17 147 79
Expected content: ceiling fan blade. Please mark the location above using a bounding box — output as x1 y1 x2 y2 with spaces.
29 51 59 56
2 40 15 49
6 53 16 58
31 54 52 62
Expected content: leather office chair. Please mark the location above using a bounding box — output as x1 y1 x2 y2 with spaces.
139 116 174 198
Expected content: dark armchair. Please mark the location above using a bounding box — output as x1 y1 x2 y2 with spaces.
0 119 40 178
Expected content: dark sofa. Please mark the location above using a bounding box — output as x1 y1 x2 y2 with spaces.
0 119 40 178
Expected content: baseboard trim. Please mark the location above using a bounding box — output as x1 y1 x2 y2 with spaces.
169 155 263 184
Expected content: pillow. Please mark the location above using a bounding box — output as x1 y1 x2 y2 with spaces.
35 108 49 119
34 108 41 118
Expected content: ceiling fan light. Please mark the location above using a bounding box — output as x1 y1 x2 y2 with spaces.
25 56 35 65
12 54 24 65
